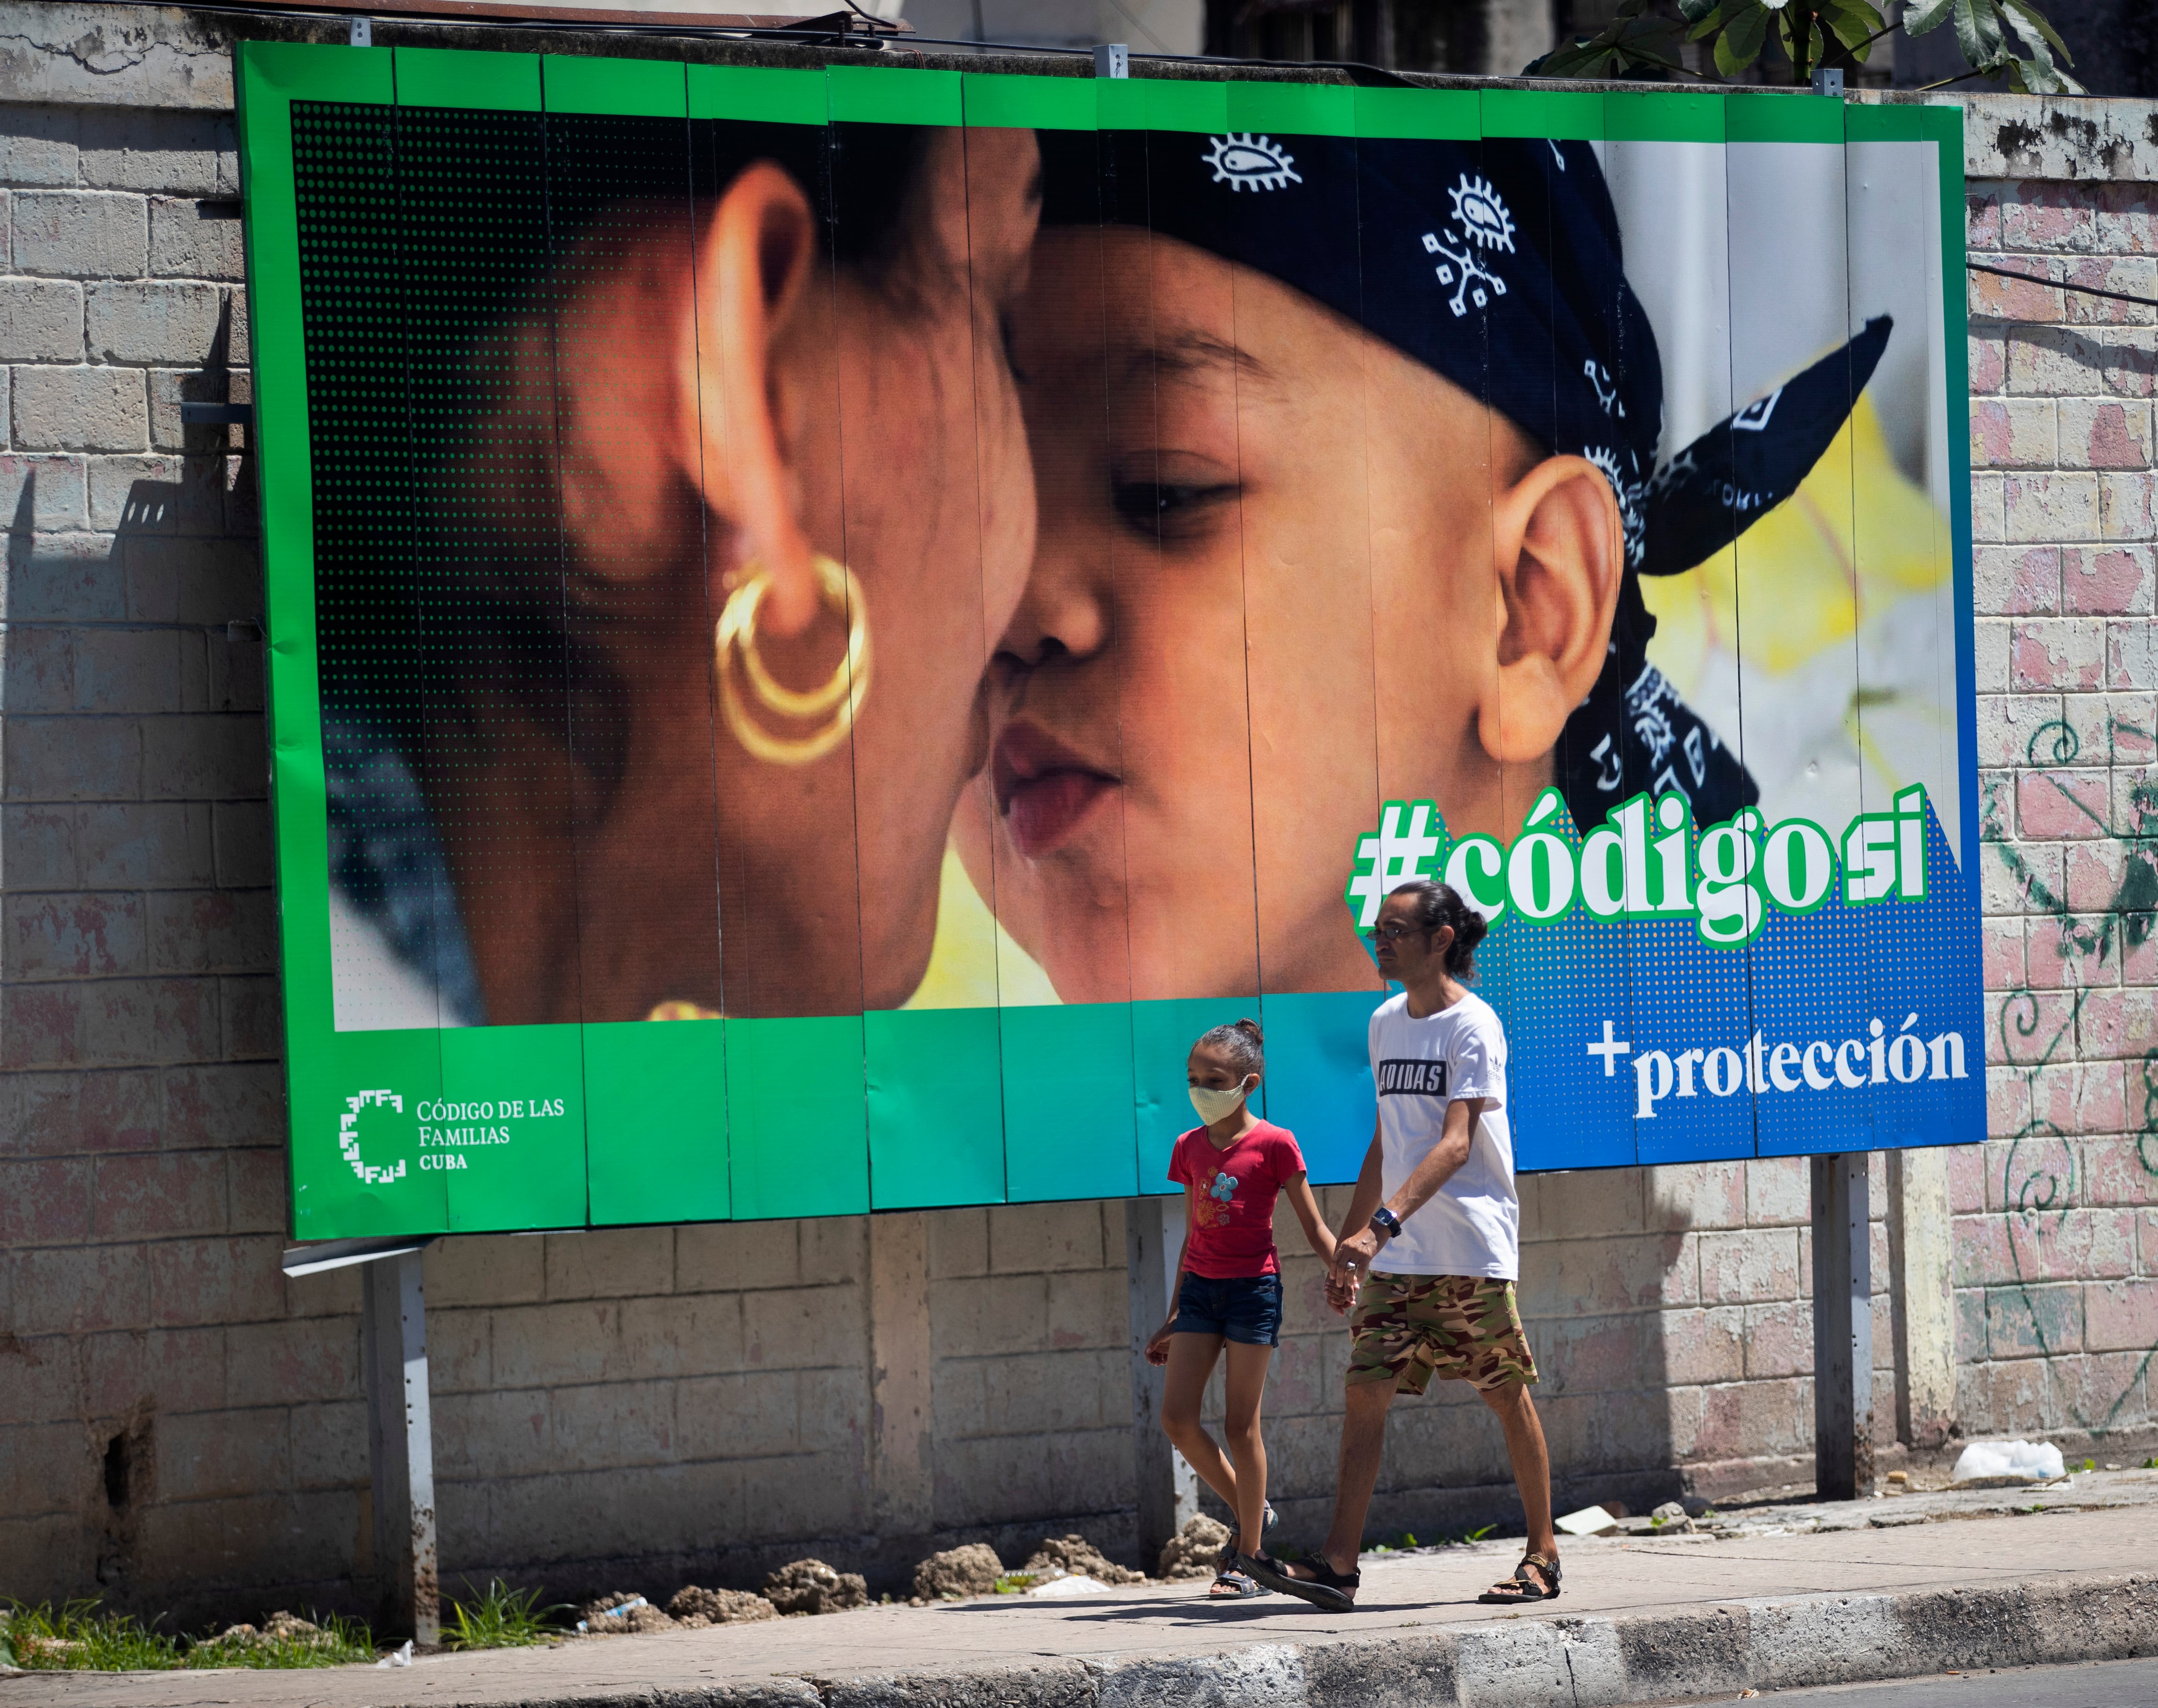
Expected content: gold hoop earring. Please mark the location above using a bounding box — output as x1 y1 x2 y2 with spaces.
714 553 870 766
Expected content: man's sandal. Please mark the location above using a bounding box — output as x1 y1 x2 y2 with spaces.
1244 1550 1358 1612
1478 1552 1561 1604
1209 1565 1267 1598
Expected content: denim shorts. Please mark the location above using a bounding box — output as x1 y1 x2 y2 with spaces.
1174 1272 1284 1347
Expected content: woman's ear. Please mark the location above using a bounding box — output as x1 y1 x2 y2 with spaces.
1475 455 1624 767
684 161 825 638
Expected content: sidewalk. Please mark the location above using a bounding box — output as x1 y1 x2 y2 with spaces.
8 1472 2158 1708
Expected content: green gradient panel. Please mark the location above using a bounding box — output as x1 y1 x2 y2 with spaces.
828 64 961 125
867 1009 1004 1208
727 1016 867 1220
1002 1003 1137 1203
1606 90 1724 143
1098 77 1229 133
543 54 686 116
287 1030 449 1239
1845 102 1929 142
1259 990 1377 1188
1482 88 1602 140
1726 91 1843 143
394 47 540 111
440 1024 588 1230
1131 996 1261 1194
1354 85 1479 140
1227 81 1354 139
964 72 1095 130
585 1019 730 1226
688 63 825 124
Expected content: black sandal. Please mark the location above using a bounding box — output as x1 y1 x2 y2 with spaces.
1244 1550 1358 1612
1478 1551 1561 1603
1208 1566 1266 1598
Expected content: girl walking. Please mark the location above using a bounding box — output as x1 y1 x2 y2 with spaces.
1145 1019 1336 1598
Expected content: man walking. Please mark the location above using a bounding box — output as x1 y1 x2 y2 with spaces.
1245 879 1559 1611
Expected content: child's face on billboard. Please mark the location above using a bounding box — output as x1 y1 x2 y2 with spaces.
962 224 1625 1005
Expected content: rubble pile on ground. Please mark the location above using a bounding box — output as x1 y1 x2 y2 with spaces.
574 1593 677 1635
1156 1515 1234 1579
911 1543 1003 1601
1019 1535 1146 1586
763 1559 869 1615
191 1612 344 1657
666 1587 776 1626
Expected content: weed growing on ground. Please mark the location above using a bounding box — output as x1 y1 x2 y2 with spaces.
991 1575 1037 1596
443 1580 563 1650
2 1602 183 1671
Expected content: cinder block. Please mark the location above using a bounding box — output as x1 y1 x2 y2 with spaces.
931 1273 1047 1359
2001 184 2097 252
430 1388 550 1480
3 804 79 889
1959 1354 2047 1436
2 625 74 714
2099 471 2154 541
81 1324 224 1420
94 1150 226 1239
1523 1230 1697 1316
78 1068 159 1153
1983 915 2025 988
123 533 258 623
988 1201 1106 1274
71 626 183 714
3 890 147 982
219 972 280 1061
2083 1274 2158 1352
78 109 230 196
677 1369 799 1461
0 1421 94 1519
225 1317 359 1408
76 801 216 886
1987 1280 2083 1356
0 277 84 360
14 1241 150 1332
675 1219 796 1293
156 1406 291 1502
3 715 142 803
544 1227 671 1301
743 1281 865 1370
1971 475 2005 547
211 801 272 888
0 1072 90 1160
2004 473 2100 544
2048 1350 2150 1434
11 191 146 277
146 889 274 975
2060 398 2153 469
289 1399 367 1492
424 1232 544 1309
549 1377 679 1468
980 1347 1116 1434
12 364 147 451
2064 256 2158 327
86 280 222 366
0 452 88 530
1970 397 2056 469
2078 987 2158 1059
143 1233 283 1331
0 1157 94 1244
487 1299 622 1389
2062 545 2154 615
2091 181 2158 257
1970 329 2006 393
1045 1266 1124 1349
799 1213 866 1285
1968 264 2060 324
2107 619 2158 687
227 1146 286 1236
0 105 82 186
140 714 265 801
1975 545 2060 617
149 197 244 280
3 531 126 623
926 1206 988 1278
1697 1228 1801 1306
1966 188 2002 251
1525 1166 1643 1241
2017 769 2108 838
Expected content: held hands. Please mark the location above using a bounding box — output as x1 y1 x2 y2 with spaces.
1327 1226 1385 1315
1144 1319 1177 1366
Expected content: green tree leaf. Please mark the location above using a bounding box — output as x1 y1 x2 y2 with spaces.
1953 0 2007 67
1715 2 1770 73
1902 0 1954 33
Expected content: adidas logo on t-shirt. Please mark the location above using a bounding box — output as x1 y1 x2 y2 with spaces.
1377 1059 1448 1097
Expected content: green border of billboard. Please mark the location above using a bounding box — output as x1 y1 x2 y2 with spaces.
238 44 1968 1239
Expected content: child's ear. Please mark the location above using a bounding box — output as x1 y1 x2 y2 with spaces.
1475 455 1625 766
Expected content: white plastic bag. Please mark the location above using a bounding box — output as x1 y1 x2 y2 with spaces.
1028 1574 1109 1598
375 1640 414 1669
1951 1439 2064 1484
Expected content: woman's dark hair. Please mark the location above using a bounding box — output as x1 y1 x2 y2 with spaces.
1388 880 1488 979
1194 1018 1265 1079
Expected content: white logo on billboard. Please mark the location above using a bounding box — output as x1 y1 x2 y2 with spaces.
339 1089 406 1185
1421 175 1515 318
1203 134 1302 192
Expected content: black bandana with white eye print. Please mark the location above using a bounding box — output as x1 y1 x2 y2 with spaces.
1040 125 1889 831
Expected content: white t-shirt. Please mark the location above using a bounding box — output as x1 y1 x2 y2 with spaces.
1368 988 1518 1280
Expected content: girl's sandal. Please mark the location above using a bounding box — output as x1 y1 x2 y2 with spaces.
1478 1552 1561 1604
1244 1550 1358 1612
1209 1566 1267 1599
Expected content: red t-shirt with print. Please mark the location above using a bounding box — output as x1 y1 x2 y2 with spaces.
1168 1119 1307 1279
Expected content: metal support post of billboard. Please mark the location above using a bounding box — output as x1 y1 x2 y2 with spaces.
1128 1196 1198 1564
361 1250 440 1644
1810 1152 1874 1502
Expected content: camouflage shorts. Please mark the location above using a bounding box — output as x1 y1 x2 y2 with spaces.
1347 1273 1538 1396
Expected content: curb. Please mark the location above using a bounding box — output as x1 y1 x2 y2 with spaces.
729 1571 2158 1708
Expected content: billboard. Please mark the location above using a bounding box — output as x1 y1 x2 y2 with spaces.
236 44 1978 1240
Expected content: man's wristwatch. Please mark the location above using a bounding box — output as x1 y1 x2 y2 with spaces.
1369 1207 1402 1240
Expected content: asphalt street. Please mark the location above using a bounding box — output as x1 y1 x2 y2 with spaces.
1716 1656 2158 1707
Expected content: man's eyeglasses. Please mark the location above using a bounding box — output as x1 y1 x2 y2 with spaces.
1364 923 1429 945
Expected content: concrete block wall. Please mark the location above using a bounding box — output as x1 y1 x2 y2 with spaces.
3 17 2156 1625
1959 96 2158 1450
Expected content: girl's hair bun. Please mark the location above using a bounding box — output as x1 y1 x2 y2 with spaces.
1196 1018 1265 1077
